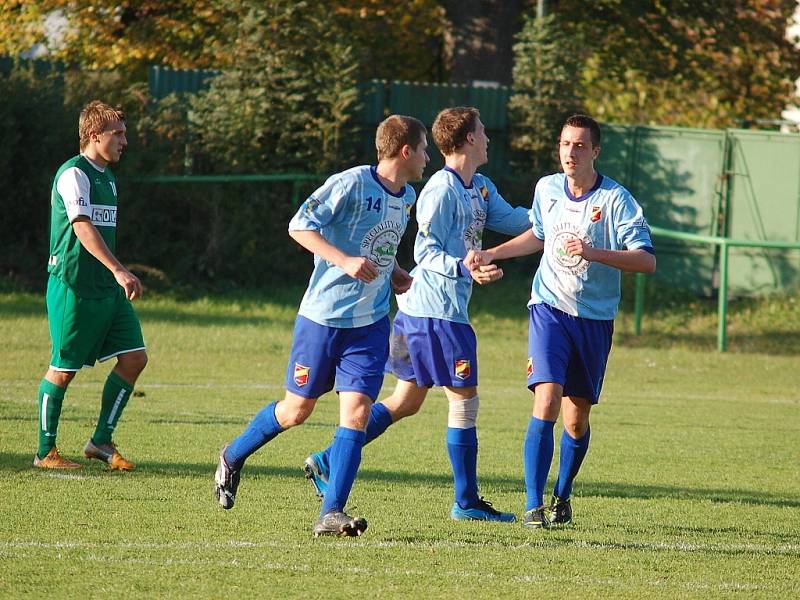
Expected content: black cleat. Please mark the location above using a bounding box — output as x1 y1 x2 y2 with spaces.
214 444 240 510
313 510 368 537
522 505 550 529
548 496 573 527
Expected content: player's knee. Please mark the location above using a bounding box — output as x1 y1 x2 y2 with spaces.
132 351 148 373
278 398 315 427
390 395 424 419
286 407 312 427
47 369 75 388
562 410 589 437
447 395 479 429
118 350 148 376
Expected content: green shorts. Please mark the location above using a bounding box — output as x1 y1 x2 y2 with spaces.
46 275 145 371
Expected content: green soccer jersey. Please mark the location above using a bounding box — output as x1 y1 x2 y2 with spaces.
48 154 119 298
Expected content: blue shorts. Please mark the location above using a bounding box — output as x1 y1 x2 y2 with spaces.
527 303 613 404
387 311 478 388
285 314 390 400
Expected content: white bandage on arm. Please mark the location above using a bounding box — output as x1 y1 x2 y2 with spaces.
448 395 479 429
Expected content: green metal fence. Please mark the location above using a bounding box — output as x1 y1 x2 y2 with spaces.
145 66 800 300
633 226 800 352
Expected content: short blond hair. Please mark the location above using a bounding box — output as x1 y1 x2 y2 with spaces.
79 100 126 151
432 107 480 156
375 115 427 160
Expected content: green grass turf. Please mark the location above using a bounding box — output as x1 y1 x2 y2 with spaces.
1 282 798 598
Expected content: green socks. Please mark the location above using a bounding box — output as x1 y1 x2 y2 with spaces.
37 379 66 459
92 371 133 446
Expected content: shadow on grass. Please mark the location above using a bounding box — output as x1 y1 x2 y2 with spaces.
0 292 295 328
3 451 798 509
616 330 800 356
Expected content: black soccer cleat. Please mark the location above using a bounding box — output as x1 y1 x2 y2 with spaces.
522 505 550 529
214 444 240 510
313 510 368 537
548 496 573 527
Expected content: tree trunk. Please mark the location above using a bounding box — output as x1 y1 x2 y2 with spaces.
443 0 526 85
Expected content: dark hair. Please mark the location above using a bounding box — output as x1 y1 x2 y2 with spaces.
432 107 480 155
376 115 427 160
563 114 601 147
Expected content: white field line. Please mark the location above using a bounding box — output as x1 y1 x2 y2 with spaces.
3 379 798 405
0 542 777 591
1 538 798 555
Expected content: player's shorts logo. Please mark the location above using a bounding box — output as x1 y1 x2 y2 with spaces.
454 359 471 380
293 363 310 387
550 222 591 276
526 357 533 378
362 221 404 274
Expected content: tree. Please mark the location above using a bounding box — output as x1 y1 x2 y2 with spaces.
442 0 526 85
556 0 800 128
188 0 361 174
0 0 450 82
0 1 237 78
509 11 585 175
333 0 449 82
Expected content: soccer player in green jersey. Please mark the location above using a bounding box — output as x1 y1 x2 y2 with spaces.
34 100 147 471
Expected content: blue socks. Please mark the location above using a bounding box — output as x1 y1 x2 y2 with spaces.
524 417 555 510
446 426 480 508
224 401 284 469
321 427 366 515
319 402 393 468
553 427 590 500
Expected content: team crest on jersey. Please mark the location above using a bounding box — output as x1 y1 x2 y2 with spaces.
526 357 533 378
464 209 487 251
590 206 602 222
293 363 310 387
303 197 321 215
109 181 117 197
361 220 404 274
454 359 471 380
550 222 592 276
479 185 489 200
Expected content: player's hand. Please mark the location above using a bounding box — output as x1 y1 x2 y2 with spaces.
342 256 380 283
391 266 413 294
470 264 504 285
465 249 493 270
564 238 594 261
114 268 143 300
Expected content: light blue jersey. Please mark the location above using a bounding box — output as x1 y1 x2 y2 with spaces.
398 167 530 324
289 165 416 328
530 172 653 320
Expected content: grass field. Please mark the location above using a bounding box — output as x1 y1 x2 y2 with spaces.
1 279 799 598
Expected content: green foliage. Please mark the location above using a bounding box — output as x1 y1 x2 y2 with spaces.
0 63 70 288
508 13 585 176
188 0 361 174
2 291 800 597
557 0 800 128
0 1 238 79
